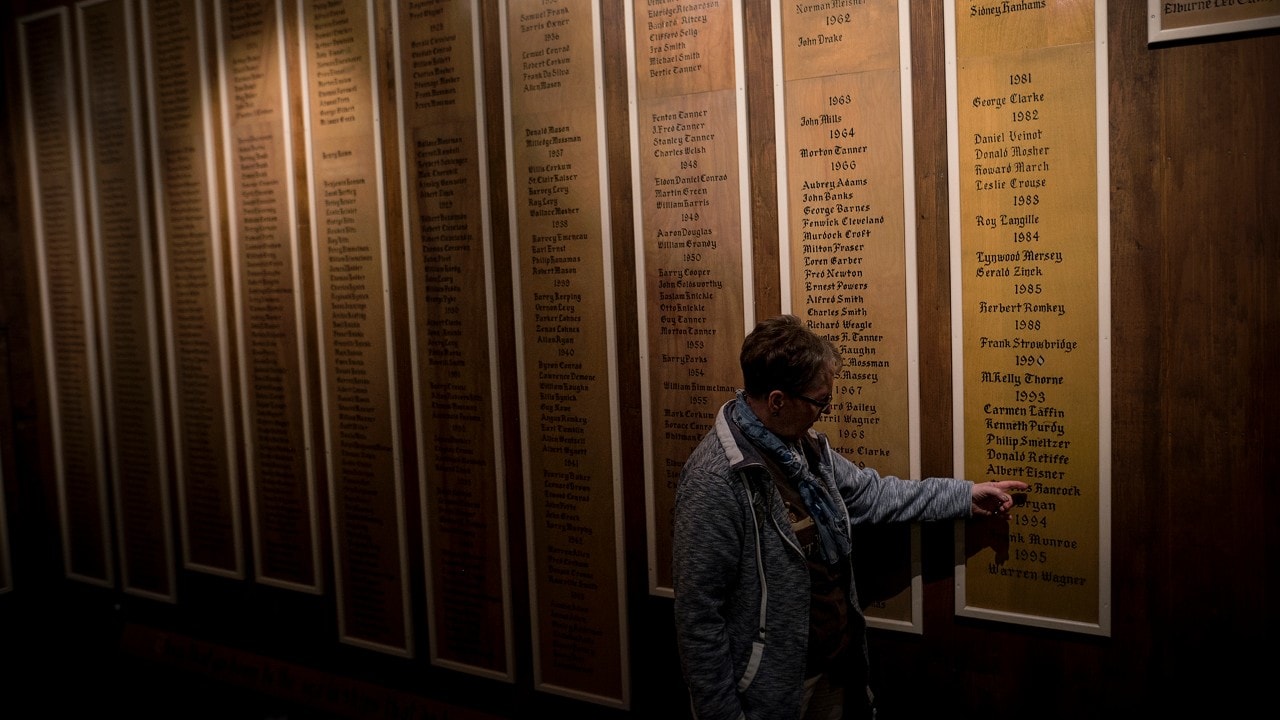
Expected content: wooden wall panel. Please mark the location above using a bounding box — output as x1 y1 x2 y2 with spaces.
1145 10 1277 701
868 2 1279 716
0 0 1276 717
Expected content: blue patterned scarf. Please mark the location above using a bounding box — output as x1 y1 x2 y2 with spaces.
732 392 852 564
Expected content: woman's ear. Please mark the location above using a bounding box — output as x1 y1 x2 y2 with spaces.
767 389 785 416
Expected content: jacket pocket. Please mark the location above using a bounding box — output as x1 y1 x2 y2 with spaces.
736 640 765 692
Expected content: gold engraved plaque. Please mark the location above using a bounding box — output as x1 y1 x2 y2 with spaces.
218 0 323 592
505 0 629 708
775 0 920 629
949 0 1110 635
394 0 514 679
79 0 176 602
19 8 114 587
629 0 749 596
143 0 243 579
302 0 412 656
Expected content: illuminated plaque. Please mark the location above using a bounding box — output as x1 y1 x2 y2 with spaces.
78 0 176 603
19 8 114 588
947 0 1111 636
143 0 243 579
216 0 323 593
626 0 752 596
393 0 514 679
773 0 923 631
503 0 629 708
301 0 413 656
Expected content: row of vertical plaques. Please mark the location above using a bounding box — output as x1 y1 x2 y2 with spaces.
9 0 1111 711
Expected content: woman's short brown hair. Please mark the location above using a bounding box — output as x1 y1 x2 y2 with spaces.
739 314 843 398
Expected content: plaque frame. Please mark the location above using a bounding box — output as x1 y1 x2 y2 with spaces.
141 0 245 580
390 0 516 681
19 7 115 589
771 0 926 634
624 0 756 599
298 0 414 657
945 0 1113 637
1147 0 1280 44
77 0 178 603
215 0 324 594
1 446 10 593
501 0 632 708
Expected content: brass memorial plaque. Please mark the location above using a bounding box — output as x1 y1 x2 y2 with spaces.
18 8 114 588
143 0 243 579
505 0 629 708
629 0 751 597
79 0 176 603
217 0 323 592
394 0 514 679
949 0 1110 635
775 0 920 630
301 0 412 655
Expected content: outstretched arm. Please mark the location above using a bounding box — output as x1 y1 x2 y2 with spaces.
970 480 1030 517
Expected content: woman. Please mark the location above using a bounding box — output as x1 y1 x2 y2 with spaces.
672 315 1025 720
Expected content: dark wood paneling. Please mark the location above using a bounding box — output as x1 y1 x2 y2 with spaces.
1 1 1276 718
743 0 779 318
1146 5 1279 709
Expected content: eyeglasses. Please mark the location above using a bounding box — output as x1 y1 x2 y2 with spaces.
788 391 833 413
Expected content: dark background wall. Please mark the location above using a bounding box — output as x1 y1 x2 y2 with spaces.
0 1 1276 718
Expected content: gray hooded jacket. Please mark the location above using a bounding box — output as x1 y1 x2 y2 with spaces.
672 400 973 720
